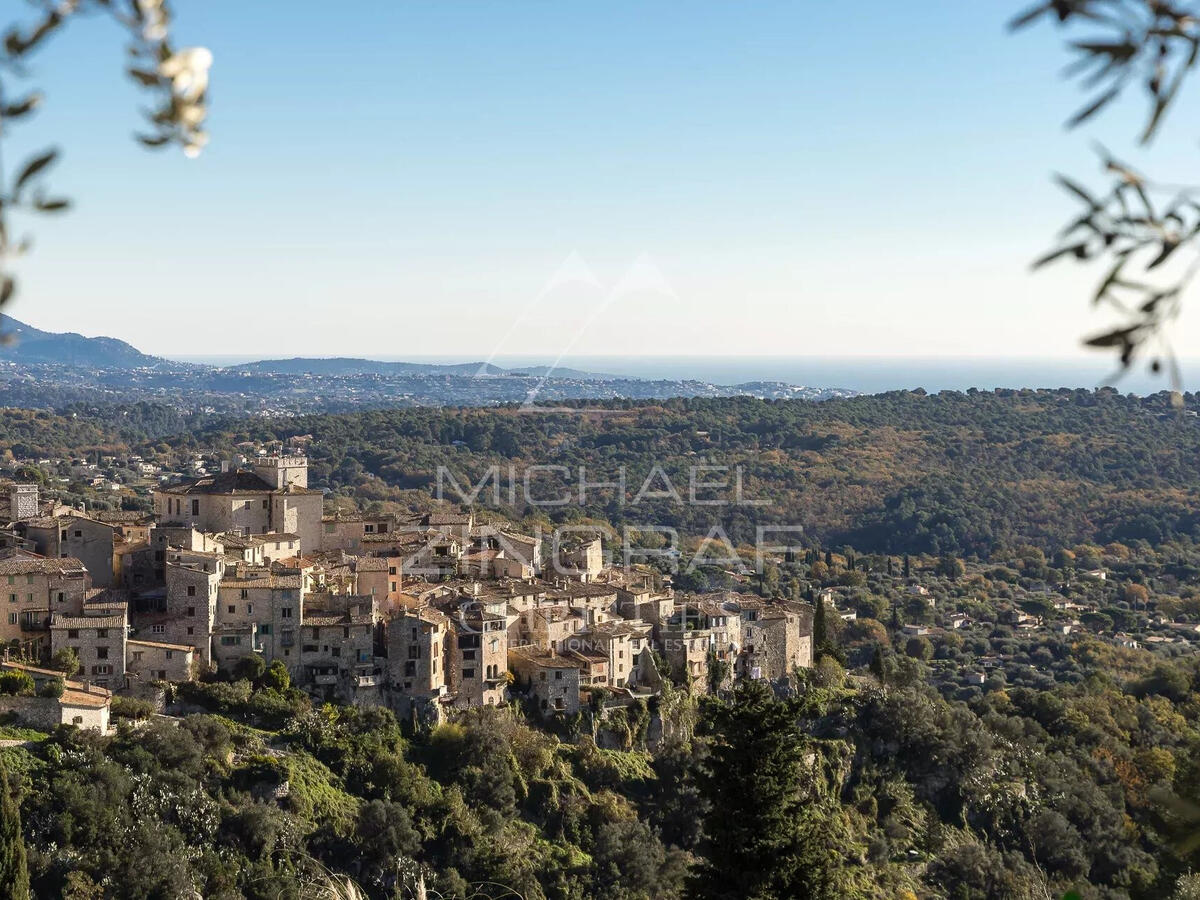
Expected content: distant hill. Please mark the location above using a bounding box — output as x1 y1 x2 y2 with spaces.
228 357 592 377
0 316 170 369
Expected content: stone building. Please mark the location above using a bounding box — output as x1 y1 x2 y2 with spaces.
126 638 195 684
214 570 303 670
387 606 451 721
509 645 581 715
50 608 127 689
158 554 224 664
738 601 814 682
15 513 117 587
450 604 509 708
154 455 322 553
0 552 89 656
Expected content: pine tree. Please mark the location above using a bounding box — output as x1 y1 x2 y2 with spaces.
0 762 29 900
689 681 843 900
903 554 911 577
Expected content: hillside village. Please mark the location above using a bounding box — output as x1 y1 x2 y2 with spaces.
0 450 815 733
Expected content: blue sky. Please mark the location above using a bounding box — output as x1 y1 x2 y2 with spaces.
6 0 1200 362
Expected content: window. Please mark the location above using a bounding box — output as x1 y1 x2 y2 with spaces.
388 566 397 576
220 636 241 646
186 606 195 617
186 626 195 635
152 624 166 635
6 594 12 604
246 603 253 614
92 664 112 675
259 624 271 635
74 530 82 538
325 523 335 534
96 629 108 638
555 670 563 681
240 589 248 600
5 614 13 625
281 607 293 618
67 628 79 639
463 668 475 679
191 499 200 515
262 499 268 509
132 651 143 662
60 530 67 540
165 650 173 659
364 524 374 533
462 649 476 661
97 647 109 659
303 644 318 653
227 605 236 614
56 592 64 603
187 585 196 597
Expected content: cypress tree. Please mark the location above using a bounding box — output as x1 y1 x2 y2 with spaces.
690 680 842 899
813 596 828 650
0 761 29 900
869 647 886 684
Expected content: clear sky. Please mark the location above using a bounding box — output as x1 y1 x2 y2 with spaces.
6 0 1200 362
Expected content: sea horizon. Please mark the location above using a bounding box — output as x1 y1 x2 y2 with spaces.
166 353 1192 397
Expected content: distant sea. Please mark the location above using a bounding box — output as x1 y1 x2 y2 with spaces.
169 354 1192 397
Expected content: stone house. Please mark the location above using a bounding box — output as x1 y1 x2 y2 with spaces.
738 602 814 682
154 456 321 554
214 571 303 671
387 606 452 721
16 513 117 587
126 638 195 684
450 605 508 708
0 661 111 733
319 514 397 553
509 645 581 715
298 593 380 697
0 552 89 656
158 554 223 664
50 608 127 689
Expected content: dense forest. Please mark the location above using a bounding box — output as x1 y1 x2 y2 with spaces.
2 391 1200 896
1 633 1198 899
5 388 1197 557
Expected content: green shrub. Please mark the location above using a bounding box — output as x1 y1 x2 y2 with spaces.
0 672 35 697
111 696 156 720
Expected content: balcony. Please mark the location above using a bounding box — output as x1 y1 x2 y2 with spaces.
354 674 380 687
20 616 49 633
312 673 338 686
